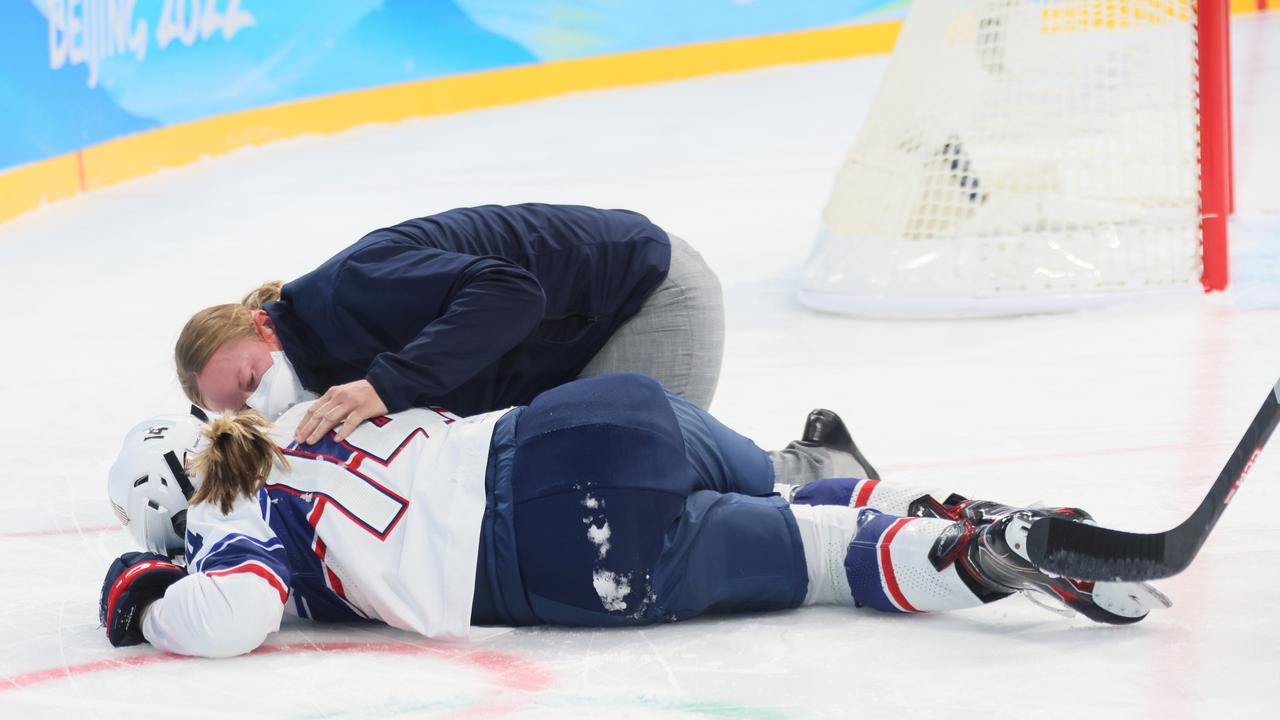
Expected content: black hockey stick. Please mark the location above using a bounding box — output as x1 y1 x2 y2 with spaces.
1025 377 1280 582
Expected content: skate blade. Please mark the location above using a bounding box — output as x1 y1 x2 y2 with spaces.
1092 581 1173 617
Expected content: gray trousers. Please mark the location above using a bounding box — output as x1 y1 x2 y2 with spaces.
578 234 859 488
578 234 725 410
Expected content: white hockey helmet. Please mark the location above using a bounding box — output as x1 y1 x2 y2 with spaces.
108 408 208 556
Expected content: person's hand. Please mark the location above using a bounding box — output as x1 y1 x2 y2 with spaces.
294 379 389 444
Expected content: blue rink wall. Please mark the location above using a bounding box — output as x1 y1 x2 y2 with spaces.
0 0 908 222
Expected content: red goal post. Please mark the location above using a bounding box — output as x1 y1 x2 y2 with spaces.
1199 0 1232 291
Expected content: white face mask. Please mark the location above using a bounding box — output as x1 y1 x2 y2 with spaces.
245 352 318 421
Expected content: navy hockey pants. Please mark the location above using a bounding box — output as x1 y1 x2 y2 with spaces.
471 374 808 626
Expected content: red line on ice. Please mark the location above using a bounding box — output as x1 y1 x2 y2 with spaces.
0 654 189 692
0 525 119 539
0 641 552 695
886 441 1206 474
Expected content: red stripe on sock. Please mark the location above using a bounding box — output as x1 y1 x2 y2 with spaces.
879 518 920 613
853 479 880 508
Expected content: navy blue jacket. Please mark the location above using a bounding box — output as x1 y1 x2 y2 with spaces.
264 204 671 416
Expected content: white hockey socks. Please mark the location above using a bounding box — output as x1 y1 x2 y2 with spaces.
789 503 997 612
789 503 858 606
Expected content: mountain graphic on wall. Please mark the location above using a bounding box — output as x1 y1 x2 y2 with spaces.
0 2 158 170
280 0 538 102
86 0 542 126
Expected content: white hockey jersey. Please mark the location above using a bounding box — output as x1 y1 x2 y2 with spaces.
141 402 509 657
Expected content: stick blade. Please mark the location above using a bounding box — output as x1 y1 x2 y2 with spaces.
1025 516 1188 582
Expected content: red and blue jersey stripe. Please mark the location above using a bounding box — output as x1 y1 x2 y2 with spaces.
189 531 291 605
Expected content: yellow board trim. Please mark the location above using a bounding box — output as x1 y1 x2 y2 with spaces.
0 154 82 223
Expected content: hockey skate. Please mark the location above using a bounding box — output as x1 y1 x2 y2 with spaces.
918 496 1172 624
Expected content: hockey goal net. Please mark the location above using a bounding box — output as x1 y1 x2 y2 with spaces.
799 0 1232 317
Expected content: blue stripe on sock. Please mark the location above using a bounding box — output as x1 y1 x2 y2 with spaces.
845 509 907 613
792 478 856 507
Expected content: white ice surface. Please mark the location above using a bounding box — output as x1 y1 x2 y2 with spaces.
2 13 1279 719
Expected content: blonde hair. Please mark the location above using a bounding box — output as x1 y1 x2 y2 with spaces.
175 282 284 406
190 412 289 514
241 281 284 310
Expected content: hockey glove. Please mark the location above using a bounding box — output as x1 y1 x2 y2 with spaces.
99 551 186 647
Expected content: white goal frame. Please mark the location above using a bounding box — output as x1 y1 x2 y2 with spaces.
799 0 1233 318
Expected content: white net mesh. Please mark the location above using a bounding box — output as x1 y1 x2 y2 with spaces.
800 0 1204 317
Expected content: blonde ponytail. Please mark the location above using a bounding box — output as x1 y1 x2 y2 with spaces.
174 281 284 406
190 412 289 514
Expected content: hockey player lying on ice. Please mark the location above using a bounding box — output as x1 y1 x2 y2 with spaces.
101 374 1169 658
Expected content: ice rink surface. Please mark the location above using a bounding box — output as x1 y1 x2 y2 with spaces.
2 13 1278 720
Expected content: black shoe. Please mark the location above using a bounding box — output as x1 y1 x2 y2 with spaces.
801 409 880 480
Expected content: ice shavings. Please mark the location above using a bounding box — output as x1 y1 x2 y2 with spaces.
583 494 610 559
586 520 611 560
593 570 632 612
